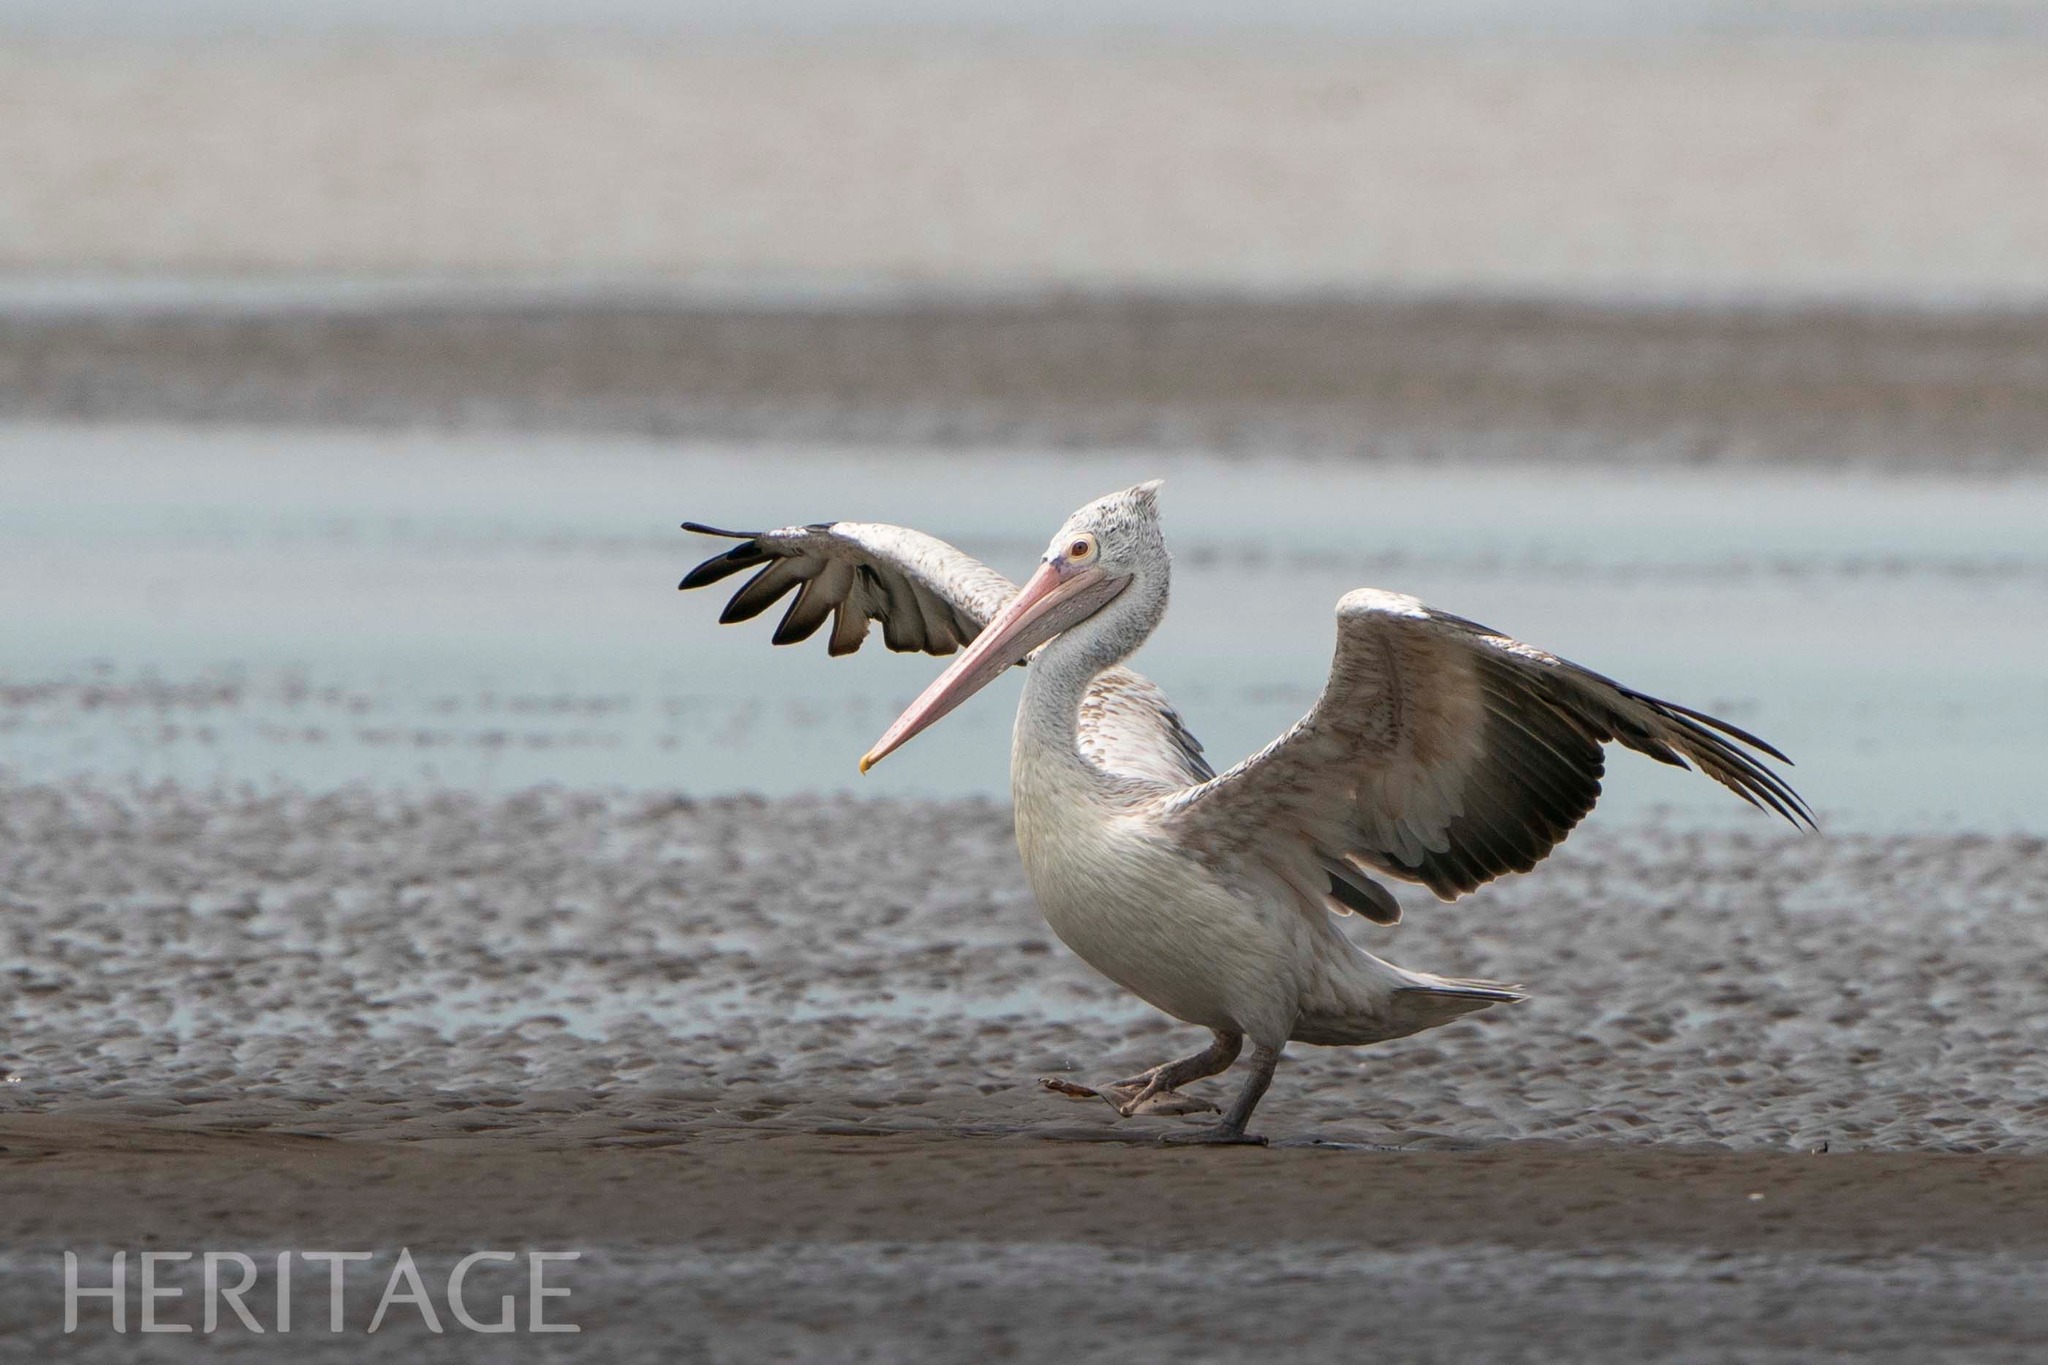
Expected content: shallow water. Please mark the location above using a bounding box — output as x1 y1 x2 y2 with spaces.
2 423 2043 831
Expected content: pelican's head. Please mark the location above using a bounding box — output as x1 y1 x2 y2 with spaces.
859 480 1165 772
1044 478 1168 580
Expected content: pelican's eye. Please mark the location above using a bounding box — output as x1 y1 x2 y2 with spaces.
1065 534 1097 562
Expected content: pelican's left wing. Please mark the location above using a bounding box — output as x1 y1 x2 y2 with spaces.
1161 589 1813 909
679 520 1214 787
679 521 1016 657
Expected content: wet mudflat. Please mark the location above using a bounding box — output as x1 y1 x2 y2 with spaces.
4 789 2047 1153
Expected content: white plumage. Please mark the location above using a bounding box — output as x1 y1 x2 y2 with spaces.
681 481 1810 1143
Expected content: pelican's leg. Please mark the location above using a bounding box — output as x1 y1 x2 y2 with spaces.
1038 1029 1240 1117
1159 1040 1280 1146
1103 1029 1242 1115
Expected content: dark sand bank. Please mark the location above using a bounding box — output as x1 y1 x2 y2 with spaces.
5 291 2046 468
6 1117 2048 1257
6 1124 2046 1363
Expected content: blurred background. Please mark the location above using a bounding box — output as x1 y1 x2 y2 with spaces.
1 0 2044 830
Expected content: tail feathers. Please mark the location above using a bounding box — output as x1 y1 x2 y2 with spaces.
1409 974 1525 1005
1384 974 1525 1035
1292 969 1525 1046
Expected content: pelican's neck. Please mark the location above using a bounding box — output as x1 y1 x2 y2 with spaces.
1012 571 1166 793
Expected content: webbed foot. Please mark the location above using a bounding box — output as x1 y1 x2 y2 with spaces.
1038 1075 1220 1118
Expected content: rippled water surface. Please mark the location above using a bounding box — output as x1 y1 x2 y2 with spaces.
2 424 2042 831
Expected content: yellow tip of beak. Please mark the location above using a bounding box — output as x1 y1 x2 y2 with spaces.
857 753 877 774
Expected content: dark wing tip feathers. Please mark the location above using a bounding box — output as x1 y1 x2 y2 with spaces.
677 547 771 592
678 525 776 592
1463 618 1815 833
1652 695 1797 766
1580 686 1813 831
1446 609 1812 829
1633 694 1817 831
1402 641 1813 901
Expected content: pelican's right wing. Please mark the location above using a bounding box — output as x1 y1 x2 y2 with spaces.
1159 589 1813 910
679 520 1215 788
679 521 1017 657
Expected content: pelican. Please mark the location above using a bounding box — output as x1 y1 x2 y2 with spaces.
679 482 1811 1144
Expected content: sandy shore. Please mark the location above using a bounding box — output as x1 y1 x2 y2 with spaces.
4 41 2047 299
5 290 2047 468
2 786 2047 1357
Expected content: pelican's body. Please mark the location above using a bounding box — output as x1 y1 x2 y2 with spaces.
681 482 1810 1142
1019 784 1468 1051
1010 632 1487 1059
1018 772 1259 1038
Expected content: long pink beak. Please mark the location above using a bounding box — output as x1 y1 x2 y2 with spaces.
859 559 1114 772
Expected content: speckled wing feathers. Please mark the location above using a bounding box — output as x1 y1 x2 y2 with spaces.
680 520 1212 787
1164 589 1813 902
1076 666 1216 789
